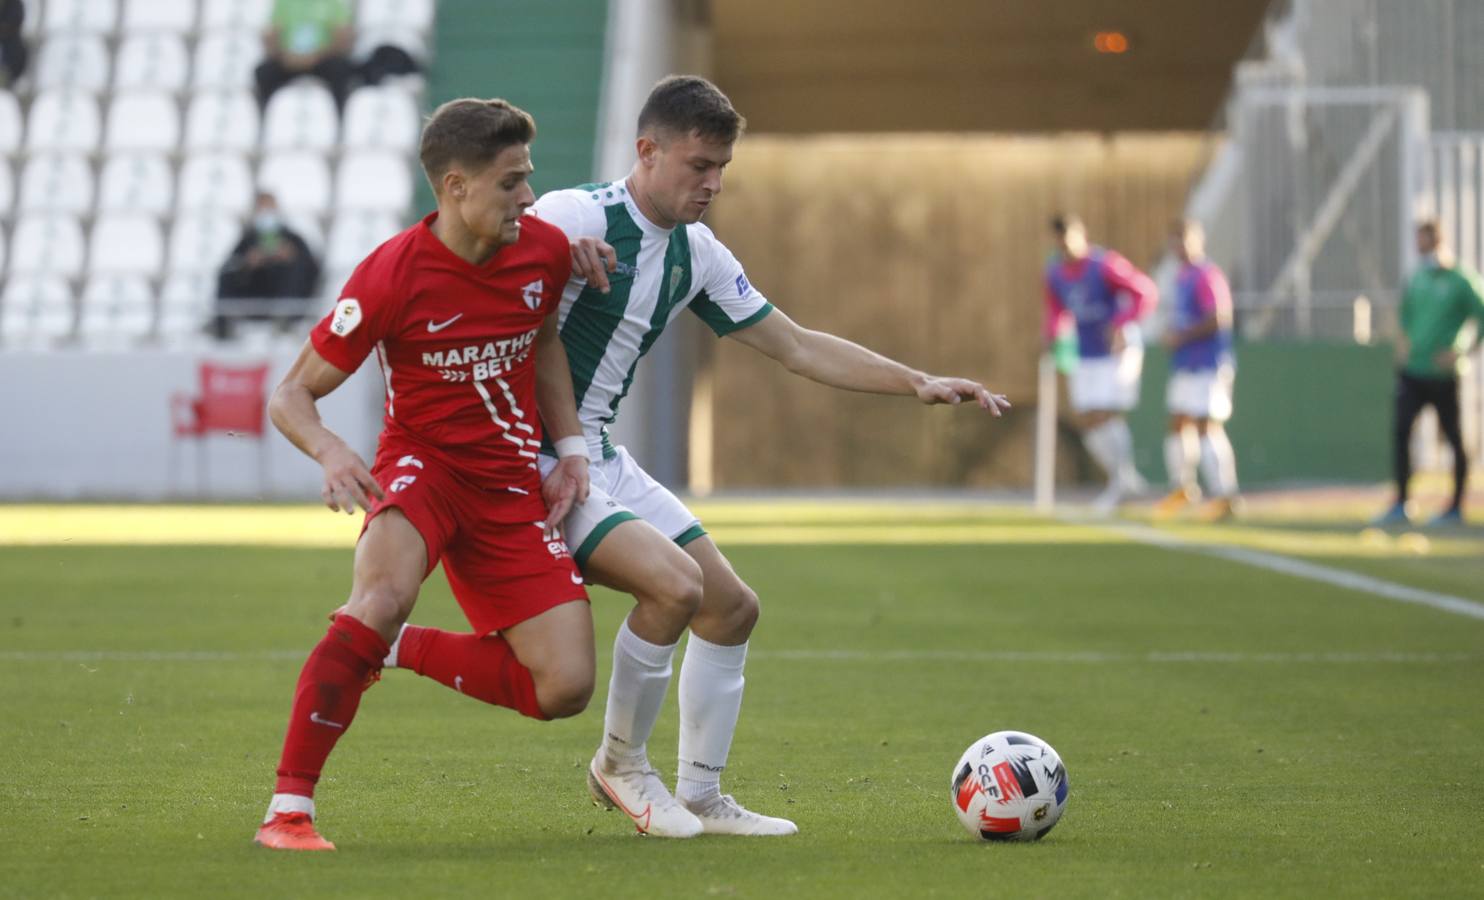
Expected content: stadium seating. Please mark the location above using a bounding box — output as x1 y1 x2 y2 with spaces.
115 34 192 92
25 89 102 152
33 34 111 92
98 154 176 215
42 0 119 36
90 214 166 277
10 215 86 278
258 151 333 218
121 0 199 34
2 0 427 345
183 92 260 152
177 153 255 216
18 154 94 215
262 82 340 151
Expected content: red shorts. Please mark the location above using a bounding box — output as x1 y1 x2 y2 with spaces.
361 449 588 635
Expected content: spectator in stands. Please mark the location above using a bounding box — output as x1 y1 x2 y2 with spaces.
214 192 321 339
255 0 356 114
0 0 27 87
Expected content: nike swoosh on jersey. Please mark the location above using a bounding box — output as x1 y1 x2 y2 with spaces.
426 314 464 332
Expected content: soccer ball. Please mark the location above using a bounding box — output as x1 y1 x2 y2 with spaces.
950 730 1069 841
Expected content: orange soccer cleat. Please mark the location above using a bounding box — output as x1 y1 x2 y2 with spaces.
254 812 336 851
1152 487 1198 520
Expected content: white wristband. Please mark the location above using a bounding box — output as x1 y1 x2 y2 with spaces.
553 435 588 460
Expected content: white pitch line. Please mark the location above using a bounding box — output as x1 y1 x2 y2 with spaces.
0 649 1475 664
1106 521 1484 622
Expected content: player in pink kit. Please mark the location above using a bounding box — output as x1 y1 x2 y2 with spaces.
253 98 596 851
1044 215 1158 513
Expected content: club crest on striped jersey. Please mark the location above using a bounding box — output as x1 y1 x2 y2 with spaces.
330 298 362 336
521 279 544 310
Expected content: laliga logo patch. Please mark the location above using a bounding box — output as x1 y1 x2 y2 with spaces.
331 298 362 336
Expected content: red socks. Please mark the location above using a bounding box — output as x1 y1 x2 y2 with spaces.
273 615 390 797
397 626 548 720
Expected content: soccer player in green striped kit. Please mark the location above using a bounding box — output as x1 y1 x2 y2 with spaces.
1374 218 1484 527
383 75 1010 837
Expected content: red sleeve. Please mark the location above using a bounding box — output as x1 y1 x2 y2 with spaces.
545 224 573 315
309 250 405 374
1043 277 1068 343
1196 265 1231 316
1102 251 1158 328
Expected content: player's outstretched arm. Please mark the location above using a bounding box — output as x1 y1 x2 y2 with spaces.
269 340 385 514
728 308 1010 414
533 315 590 535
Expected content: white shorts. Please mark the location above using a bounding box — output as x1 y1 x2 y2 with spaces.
1068 348 1143 413
538 445 704 569
1166 367 1234 421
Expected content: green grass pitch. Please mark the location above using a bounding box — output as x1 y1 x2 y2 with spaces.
2 504 1482 898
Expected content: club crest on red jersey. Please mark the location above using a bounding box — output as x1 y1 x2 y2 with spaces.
521 280 544 310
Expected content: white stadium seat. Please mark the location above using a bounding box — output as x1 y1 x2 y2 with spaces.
342 86 420 151
10 215 87 278
80 275 156 340
98 154 175 216
169 213 242 274
34 34 111 92
159 271 216 335
115 34 191 92
0 93 21 155
358 0 435 34
282 210 325 256
335 152 413 212
184 92 260 153
202 0 272 30
89 214 166 277
19 154 94 215
2 277 76 344
262 81 340 151
43 0 118 34
25 90 102 153
176 152 255 215
121 0 196 33
326 211 401 270
258 151 332 217
193 31 264 92
105 92 181 153
0 224 6 275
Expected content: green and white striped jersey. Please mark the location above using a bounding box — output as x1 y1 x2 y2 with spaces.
531 180 774 459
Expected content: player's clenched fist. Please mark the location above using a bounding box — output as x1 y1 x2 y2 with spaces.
315 441 385 514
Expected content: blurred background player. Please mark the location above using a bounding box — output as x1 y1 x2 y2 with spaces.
253 99 594 851
1156 218 1240 521
256 0 356 114
213 192 321 339
1044 214 1158 513
1373 218 1484 528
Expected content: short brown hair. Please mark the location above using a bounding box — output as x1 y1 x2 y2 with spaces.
637 75 745 144
1050 214 1085 236
419 98 536 194
1416 216 1441 237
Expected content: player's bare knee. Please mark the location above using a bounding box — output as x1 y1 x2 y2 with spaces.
725 582 760 635
645 558 705 621
537 671 594 719
344 581 417 636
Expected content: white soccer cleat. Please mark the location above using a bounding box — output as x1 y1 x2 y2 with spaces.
680 793 798 836
587 757 703 838
1090 481 1124 516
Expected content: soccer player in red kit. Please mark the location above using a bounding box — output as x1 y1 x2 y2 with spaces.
253 98 597 851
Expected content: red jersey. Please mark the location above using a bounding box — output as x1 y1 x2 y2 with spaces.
310 212 572 521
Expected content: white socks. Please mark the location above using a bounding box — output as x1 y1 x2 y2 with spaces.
1199 430 1239 498
1085 418 1138 487
601 619 677 770
676 635 748 805
265 793 315 823
1165 430 1198 492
